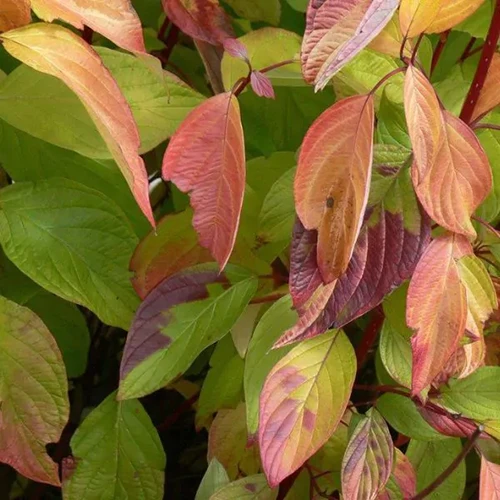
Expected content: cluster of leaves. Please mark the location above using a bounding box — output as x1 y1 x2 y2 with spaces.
3 0 500 498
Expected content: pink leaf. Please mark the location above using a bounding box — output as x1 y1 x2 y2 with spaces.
250 71 275 99
481 455 500 499
1 23 154 226
0 0 31 32
162 92 245 270
30 0 145 53
223 38 249 60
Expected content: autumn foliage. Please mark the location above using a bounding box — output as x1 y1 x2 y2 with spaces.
3 0 500 498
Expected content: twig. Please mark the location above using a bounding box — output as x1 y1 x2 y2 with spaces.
370 66 406 96
161 25 180 64
460 0 500 124
355 306 385 369
250 293 287 305
459 37 477 62
411 33 425 66
431 30 450 74
260 58 297 74
158 17 170 42
473 122 500 132
157 393 199 432
412 426 482 499
461 44 484 62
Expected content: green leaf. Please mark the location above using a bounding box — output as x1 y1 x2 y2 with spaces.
379 321 412 389
221 28 301 90
63 392 166 500
285 0 308 12
0 295 69 485
406 438 466 500
209 474 277 500
239 86 334 157
244 295 298 437
119 265 258 399
256 167 296 261
0 247 39 304
377 394 444 441
224 0 281 25
440 367 500 421
455 0 494 38
196 336 244 429
376 93 411 150
0 178 139 329
0 49 204 159
132 0 163 28
0 120 149 236
195 458 230 500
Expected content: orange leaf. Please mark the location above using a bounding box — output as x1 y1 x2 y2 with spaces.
30 0 145 53
481 455 500 500
1 23 154 226
472 52 500 123
0 0 31 32
426 0 487 34
163 0 234 46
404 64 491 238
407 233 470 395
162 92 245 270
399 0 440 38
295 94 374 283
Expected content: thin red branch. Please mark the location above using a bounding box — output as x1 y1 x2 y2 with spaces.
82 26 93 44
158 16 170 42
250 293 287 305
431 30 450 75
412 426 482 499
370 66 407 96
461 44 484 62
411 33 425 66
473 122 500 131
459 37 477 62
157 393 199 432
160 25 180 65
460 0 500 124
355 306 385 369
260 58 297 74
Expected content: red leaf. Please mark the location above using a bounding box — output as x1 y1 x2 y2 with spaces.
295 94 374 284
341 408 393 500
404 64 492 238
0 23 154 226
378 449 417 500
30 0 146 53
0 0 31 32
163 0 234 46
223 38 248 60
250 71 275 99
162 92 245 270
481 455 500 500
301 0 398 90
407 233 471 395
417 404 481 439
472 52 500 123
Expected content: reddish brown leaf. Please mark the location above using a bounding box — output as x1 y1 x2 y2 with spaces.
301 0 398 90
162 92 245 270
295 94 374 284
0 0 31 32
163 0 234 46
407 233 471 395
1 23 154 226
405 64 492 238
341 408 393 500
378 449 417 500
30 0 145 53
472 52 500 123
481 455 500 500
418 404 481 439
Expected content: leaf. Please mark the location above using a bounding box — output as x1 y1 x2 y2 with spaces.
295 94 374 283
379 449 417 500
399 0 441 37
250 71 275 99
480 455 500 500
341 408 393 500
224 0 281 25
404 64 491 238
119 264 257 399
0 23 154 226
209 474 277 500
221 28 302 90
0 0 31 32
30 0 146 53
0 296 69 485
62 392 166 500
406 438 466 500
196 459 230 500
407 233 470 395
417 404 480 438
208 403 260 479
301 0 398 91
440 366 500 421
163 0 234 46
426 0 487 34
259 330 356 487
369 14 408 58
162 92 245 270
244 296 298 437
0 119 149 237
377 393 445 441
472 53 500 123
0 178 140 329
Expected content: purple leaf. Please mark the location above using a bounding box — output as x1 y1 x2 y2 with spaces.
250 71 275 99
223 38 249 60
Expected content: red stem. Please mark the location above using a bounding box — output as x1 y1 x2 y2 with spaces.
161 25 180 64
460 0 500 124
459 37 477 62
431 30 450 75
158 16 170 42
250 293 287 305
82 26 93 44
355 306 385 369
370 66 406 96
156 393 199 432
